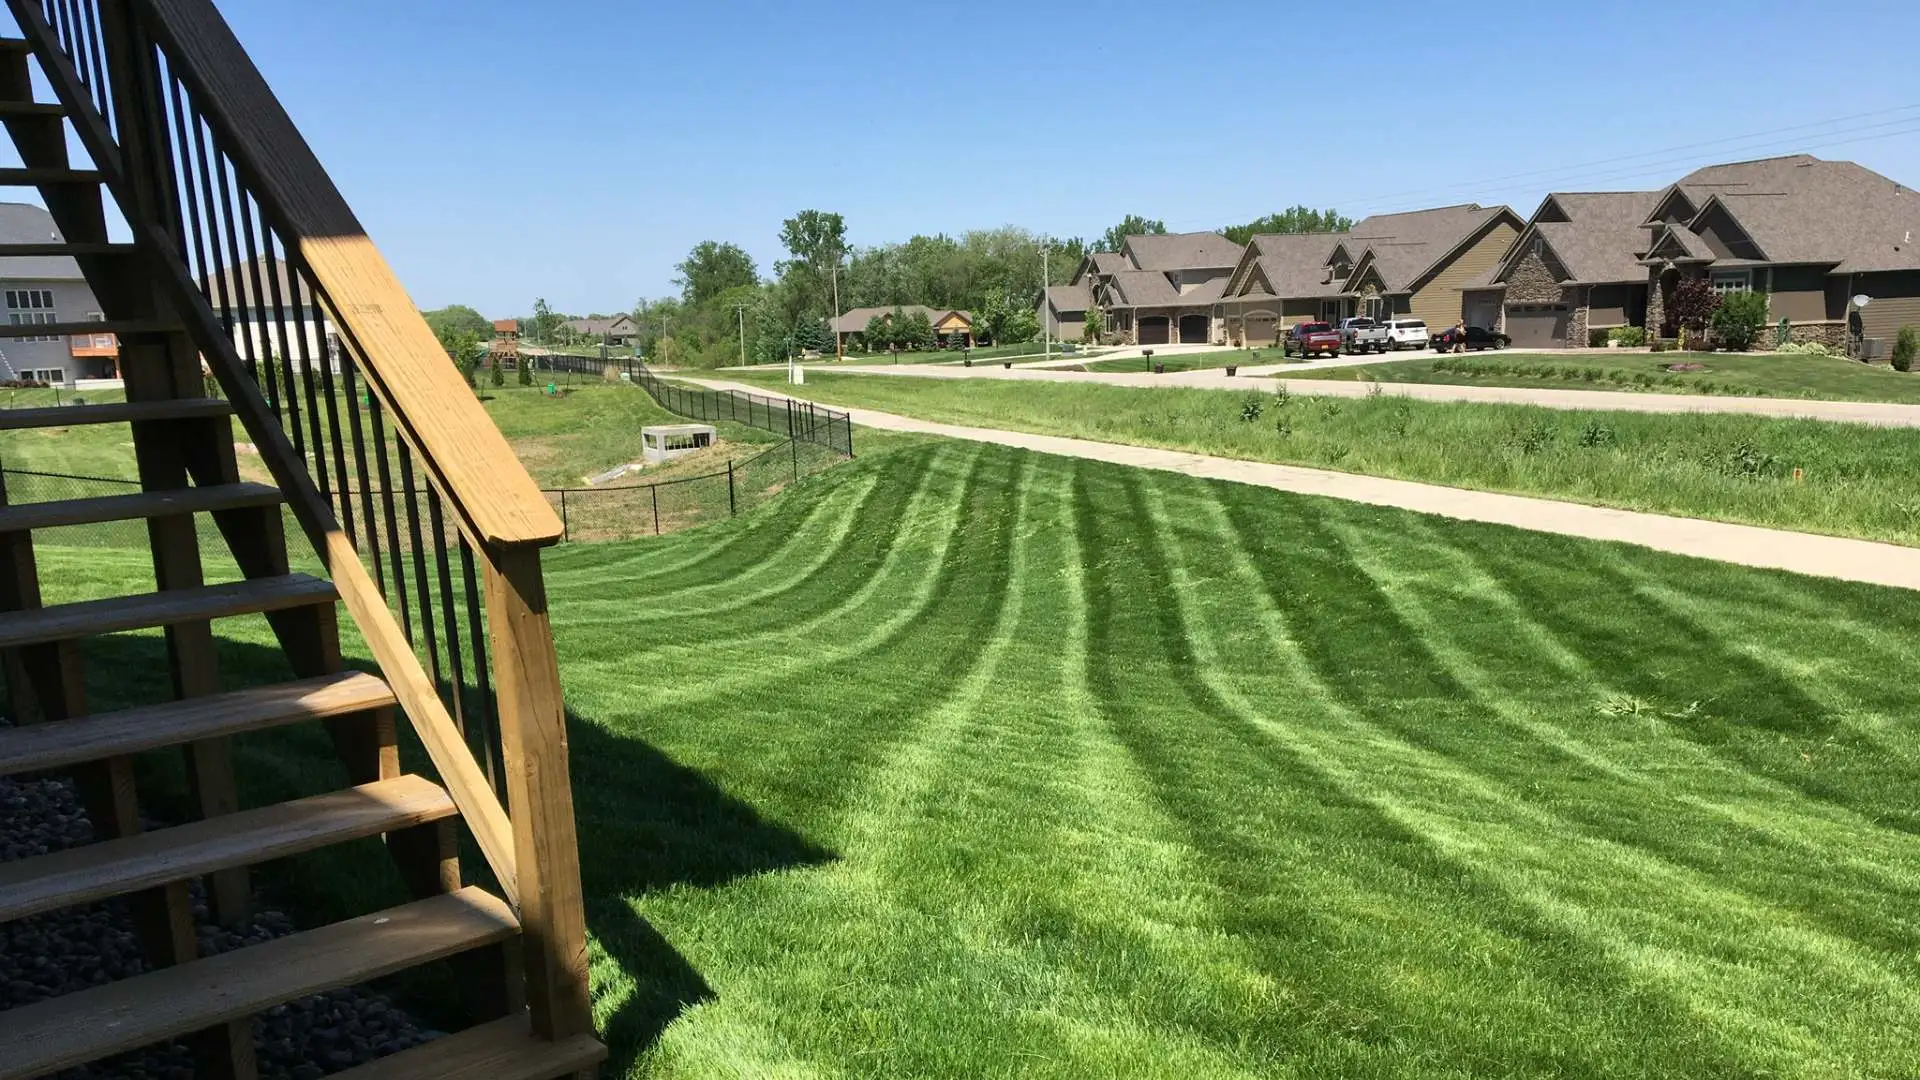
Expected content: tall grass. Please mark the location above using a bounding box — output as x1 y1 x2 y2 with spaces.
727 371 1920 546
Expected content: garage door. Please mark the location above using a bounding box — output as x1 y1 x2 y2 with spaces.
1244 314 1277 346
1505 303 1568 348
1178 314 1209 344
1138 316 1170 345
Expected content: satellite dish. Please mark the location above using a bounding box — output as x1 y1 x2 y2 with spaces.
1853 294 1872 308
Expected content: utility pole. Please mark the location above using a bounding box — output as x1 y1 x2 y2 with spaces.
831 260 844 361
734 302 748 366
1042 236 1051 364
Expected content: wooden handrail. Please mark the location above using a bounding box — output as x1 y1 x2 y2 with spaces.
5 0 521 903
127 0 562 549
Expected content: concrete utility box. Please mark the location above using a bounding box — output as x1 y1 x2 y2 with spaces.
641 423 716 464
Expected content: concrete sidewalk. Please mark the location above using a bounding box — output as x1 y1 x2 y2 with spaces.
685 376 1920 591
802 362 1920 429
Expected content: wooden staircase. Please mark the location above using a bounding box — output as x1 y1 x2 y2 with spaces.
0 1 600 1078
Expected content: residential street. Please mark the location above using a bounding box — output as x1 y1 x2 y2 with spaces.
779 361 1920 429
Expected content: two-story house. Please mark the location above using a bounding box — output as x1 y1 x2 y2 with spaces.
0 201 118 385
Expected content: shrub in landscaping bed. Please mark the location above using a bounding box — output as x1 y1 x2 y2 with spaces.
1895 325 1917 373
1710 291 1770 351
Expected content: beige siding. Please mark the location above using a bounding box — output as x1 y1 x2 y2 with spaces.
1767 266 1828 322
1407 222 1519 330
1859 271 1920 343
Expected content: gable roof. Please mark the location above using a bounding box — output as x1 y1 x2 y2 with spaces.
1235 232 1347 298
830 305 970 334
1498 191 1661 285
493 319 519 333
1341 203 1518 291
1636 155 1920 274
1104 269 1184 307
563 315 636 337
202 258 311 310
1120 231 1245 272
1044 282 1094 315
0 203 84 280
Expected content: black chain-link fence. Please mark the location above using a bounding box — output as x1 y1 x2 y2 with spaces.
622 360 854 457
543 438 843 543
6 435 845 551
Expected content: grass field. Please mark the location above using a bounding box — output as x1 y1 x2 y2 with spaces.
1289 350 1920 402
0 384 780 489
722 370 1920 547
1079 347 1301 373
38 438 1920 1076
829 341 1097 365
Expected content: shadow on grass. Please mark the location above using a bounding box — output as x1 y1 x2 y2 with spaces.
59 632 835 1071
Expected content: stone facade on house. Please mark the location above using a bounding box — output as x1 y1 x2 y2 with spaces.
1760 320 1849 349
1503 249 1565 304
1567 291 1590 349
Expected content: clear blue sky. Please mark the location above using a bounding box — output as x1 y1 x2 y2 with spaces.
204 1 1920 316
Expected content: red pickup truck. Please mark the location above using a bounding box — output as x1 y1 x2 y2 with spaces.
1282 321 1342 358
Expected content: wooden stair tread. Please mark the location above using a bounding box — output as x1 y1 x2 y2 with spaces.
0 887 519 1080
332 1014 606 1080
0 398 231 430
0 670 395 777
0 774 456 923
0 573 336 649
0 166 103 184
0 241 137 256
0 317 174 338
0 481 281 532
0 38 29 53
0 100 63 116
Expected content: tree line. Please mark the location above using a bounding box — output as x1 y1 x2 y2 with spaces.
424 204 1351 369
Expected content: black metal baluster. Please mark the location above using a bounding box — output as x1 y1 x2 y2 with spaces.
340 357 384 592
82 0 111 130
207 136 265 394
458 537 503 794
286 256 355 545
261 231 326 500
237 190 302 457
428 488 468 736
397 441 442 690
366 396 411 640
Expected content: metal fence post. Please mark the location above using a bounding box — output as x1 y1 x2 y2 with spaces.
559 490 569 542
727 460 736 516
651 485 660 535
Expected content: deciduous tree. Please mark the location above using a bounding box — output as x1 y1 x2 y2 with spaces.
675 241 760 306
1096 215 1166 253
1221 206 1354 245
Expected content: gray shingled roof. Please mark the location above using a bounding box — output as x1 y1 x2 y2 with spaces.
830 305 970 334
563 316 635 337
1237 233 1346 298
1344 204 1513 291
0 202 84 280
203 258 313 309
1105 270 1183 307
1655 155 1920 274
1044 282 1093 314
1527 191 1662 284
1121 232 1245 272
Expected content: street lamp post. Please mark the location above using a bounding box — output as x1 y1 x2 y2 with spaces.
733 302 748 367
1042 236 1051 365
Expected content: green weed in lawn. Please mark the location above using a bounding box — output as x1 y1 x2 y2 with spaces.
723 370 1920 547
1288 350 1920 403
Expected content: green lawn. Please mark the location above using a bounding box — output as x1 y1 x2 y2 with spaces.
1288 350 1920 402
38 438 1920 1076
1079 348 1301 373
721 370 1920 547
0 384 779 491
833 341 1108 365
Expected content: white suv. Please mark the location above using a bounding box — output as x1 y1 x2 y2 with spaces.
1382 319 1429 350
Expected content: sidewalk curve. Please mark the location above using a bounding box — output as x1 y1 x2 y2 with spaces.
685 377 1920 591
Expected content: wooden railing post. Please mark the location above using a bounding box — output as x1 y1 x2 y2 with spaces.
482 544 592 1042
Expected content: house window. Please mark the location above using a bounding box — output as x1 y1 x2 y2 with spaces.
22 367 64 383
1709 270 1752 295
6 289 58 342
